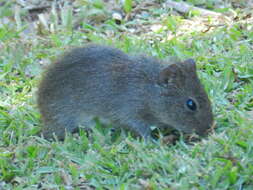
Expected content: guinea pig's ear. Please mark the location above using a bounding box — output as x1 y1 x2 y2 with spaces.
158 63 185 87
183 59 197 73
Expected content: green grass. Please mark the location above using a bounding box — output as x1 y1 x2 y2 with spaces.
0 0 253 189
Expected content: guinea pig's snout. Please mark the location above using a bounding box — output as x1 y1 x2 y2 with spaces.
196 121 215 136
207 121 216 133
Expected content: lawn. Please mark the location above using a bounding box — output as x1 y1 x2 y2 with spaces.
0 0 253 189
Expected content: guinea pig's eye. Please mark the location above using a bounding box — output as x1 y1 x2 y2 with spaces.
186 98 197 111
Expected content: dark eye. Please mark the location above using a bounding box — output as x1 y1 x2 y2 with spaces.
186 98 197 111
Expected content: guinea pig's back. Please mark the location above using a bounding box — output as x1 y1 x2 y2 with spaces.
37 45 135 120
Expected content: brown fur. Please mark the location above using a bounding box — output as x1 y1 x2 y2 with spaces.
38 44 213 140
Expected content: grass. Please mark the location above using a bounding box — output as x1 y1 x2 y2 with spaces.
0 0 253 189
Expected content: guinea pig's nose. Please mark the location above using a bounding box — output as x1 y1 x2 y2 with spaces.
199 121 215 136
196 128 208 136
207 121 216 134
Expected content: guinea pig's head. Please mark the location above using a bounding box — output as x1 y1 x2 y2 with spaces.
157 59 214 136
